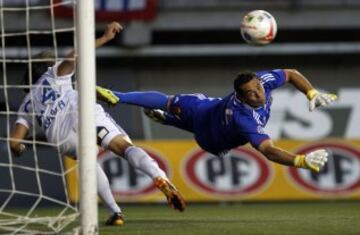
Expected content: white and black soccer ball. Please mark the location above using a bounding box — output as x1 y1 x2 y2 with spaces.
240 10 277 45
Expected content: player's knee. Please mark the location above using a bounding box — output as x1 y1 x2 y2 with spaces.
167 96 183 117
108 135 134 156
167 95 174 112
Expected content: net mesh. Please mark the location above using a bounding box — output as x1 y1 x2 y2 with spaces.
0 0 79 234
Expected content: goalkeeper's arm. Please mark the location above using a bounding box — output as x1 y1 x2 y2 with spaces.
284 69 337 111
57 22 123 77
9 123 28 157
258 139 328 172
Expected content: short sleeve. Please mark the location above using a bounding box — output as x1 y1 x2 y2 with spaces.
236 116 270 149
256 69 287 91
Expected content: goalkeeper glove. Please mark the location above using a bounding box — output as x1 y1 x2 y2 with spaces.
307 89 337 112
294 149 328 173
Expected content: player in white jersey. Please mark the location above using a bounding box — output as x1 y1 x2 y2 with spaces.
9 22 185 226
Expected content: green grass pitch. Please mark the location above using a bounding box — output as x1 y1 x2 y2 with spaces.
1 201 359 234
98 201 360 235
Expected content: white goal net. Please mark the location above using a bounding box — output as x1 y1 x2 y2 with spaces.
0 0 81 234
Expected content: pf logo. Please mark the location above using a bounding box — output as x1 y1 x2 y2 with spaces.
98 148 169 197
184 147 272 196
288 142 360 195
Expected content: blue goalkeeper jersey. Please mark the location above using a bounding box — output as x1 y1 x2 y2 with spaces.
189 69 287 155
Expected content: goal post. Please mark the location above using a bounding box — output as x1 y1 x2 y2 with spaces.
76 0 98 234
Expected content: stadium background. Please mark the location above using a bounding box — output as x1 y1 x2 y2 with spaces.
1 0 360 233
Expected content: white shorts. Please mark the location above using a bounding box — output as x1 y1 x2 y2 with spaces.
58 104 127 157
95 104 128 147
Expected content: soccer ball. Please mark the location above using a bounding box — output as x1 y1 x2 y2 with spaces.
240 10 277 45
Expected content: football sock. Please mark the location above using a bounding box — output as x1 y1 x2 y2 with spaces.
113 91 168 110
96 163 122 214
124 146 167 179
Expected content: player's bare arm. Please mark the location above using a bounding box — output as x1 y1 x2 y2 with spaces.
57 22 123 77
95 22 123 48
284 69 337 111
258 139 296 166
9 123 28 156
284 69 313 94
258 139 328 172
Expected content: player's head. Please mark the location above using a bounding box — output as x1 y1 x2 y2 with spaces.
234 71 265 108
22 51 55 92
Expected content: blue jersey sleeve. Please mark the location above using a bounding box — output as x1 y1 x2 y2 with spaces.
235 115 270 149
256 69 287 91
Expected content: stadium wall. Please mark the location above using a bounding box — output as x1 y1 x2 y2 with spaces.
65 139 360 202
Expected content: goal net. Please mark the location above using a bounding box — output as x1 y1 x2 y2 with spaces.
0 0 82 234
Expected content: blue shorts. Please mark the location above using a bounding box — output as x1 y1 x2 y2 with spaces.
165 93 209 133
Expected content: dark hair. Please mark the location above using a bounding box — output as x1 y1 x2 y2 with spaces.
233 71 258 96
22 51 55 92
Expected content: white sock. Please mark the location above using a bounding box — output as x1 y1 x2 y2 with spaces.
124 146 167 180
96 163 122 214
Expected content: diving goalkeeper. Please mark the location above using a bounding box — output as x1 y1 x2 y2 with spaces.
97 69 337 172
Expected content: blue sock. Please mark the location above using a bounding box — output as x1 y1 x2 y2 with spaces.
113 91 169 110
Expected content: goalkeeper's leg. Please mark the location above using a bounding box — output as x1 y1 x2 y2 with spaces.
143 108 194 133
96 86 169 110
96 87 198 133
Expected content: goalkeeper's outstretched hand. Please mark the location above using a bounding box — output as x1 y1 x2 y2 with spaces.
294 149 328 173
307 89 337 112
